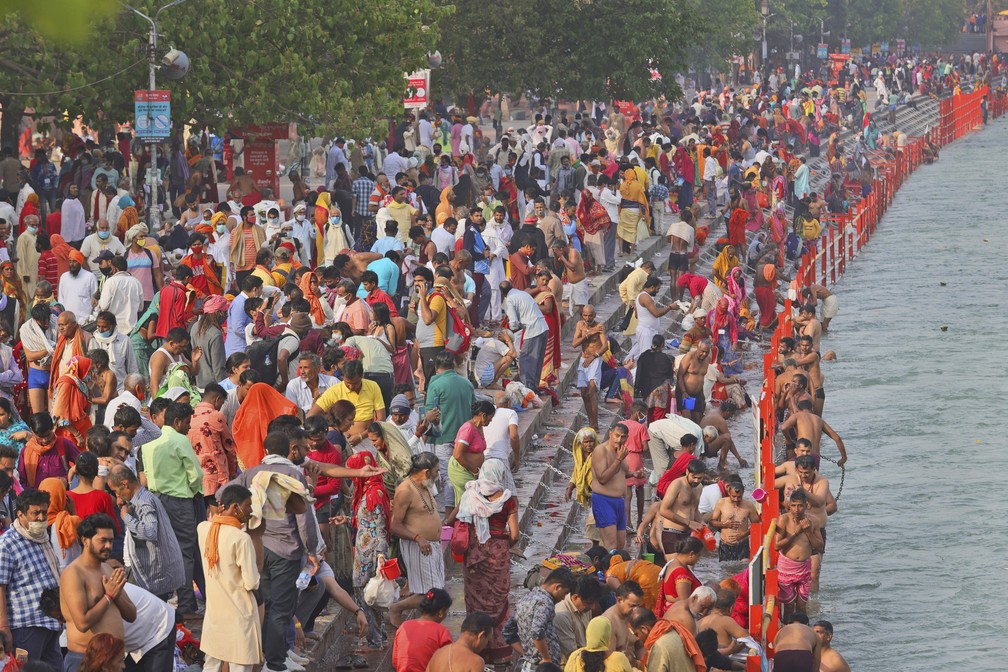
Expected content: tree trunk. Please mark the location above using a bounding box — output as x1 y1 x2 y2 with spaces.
0 97 26 154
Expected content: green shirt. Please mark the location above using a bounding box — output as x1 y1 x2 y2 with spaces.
141 426 204 498
425 370 474 444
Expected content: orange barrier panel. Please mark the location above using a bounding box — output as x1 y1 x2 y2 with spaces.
747 87 992 667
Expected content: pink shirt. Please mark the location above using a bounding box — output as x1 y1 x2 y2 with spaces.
455 421 486 454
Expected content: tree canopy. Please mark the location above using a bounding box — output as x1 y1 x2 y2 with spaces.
0 0 450 146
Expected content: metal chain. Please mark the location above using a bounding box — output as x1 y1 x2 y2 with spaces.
818 454 845 502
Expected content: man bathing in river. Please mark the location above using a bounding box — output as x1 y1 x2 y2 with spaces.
775 490 824 620
801 285 839 333
774 612 822 672
676 339 745 424
814 620 851 672
780 455 836 593
710 475 760 563
779 399 847 466
794 334 826 415
658 459 705 560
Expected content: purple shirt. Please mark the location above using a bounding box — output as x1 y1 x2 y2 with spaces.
17 438 81 489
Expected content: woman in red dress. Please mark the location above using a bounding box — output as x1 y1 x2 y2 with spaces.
655 536 704 618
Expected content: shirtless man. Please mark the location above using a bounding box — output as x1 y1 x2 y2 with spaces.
658 459 705 559
529 263 562 299
794 335 826 415
700 403 749 468
710 476 761 563
571 305 609 351
698 589 752 663
801 284 838 333
775 438 815 481
780 455 836 593
61 514 137 672
779 399 847 467
773 337 797 372
666 211 695 300
389 452 445 625
774 612 822 672
675 339 713 423
425 612 492 672
795 303 822 351
774 490 824 620
592 423 641 550
149 327 201 395
663 586 715 633
552 240 587 316
813 620 851 672
780 373 814 419
331 251 382 283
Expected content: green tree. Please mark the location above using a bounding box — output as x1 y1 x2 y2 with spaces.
0 0 451 149
433 0 703 104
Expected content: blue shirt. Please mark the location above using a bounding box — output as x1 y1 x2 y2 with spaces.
225 292 251 356
355 257 400 299
370 237 404 256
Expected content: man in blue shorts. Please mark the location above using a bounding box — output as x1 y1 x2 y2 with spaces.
590 423 643 551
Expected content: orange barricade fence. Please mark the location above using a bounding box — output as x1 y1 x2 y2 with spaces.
745 87 992 670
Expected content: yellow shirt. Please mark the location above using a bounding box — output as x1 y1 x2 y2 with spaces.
386 200 417 240
315 379 385 423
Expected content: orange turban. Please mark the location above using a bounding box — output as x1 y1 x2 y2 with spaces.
68 249 85 266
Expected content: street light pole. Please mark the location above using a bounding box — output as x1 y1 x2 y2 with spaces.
123 0 187 231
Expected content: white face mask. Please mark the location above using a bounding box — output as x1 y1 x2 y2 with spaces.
295 214 305 223
27 520 47 538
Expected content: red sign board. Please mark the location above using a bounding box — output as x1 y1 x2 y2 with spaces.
245 140 278 197
404 70 430 109
241 123 289 141
134 90 170 103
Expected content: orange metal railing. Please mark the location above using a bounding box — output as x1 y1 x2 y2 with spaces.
744 85 1000 669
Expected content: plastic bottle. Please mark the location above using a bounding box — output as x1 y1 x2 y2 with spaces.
295 568 312 590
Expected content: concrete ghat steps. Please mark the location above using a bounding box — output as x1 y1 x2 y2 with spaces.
309 93 944 669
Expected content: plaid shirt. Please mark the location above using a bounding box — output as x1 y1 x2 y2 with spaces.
352 177 375 217
0 530 61 630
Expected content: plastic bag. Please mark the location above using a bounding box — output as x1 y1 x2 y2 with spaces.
363 555 400 608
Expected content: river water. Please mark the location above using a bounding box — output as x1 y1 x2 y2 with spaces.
801 117 1008 669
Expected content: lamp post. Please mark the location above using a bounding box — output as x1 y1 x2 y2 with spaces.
760 0 770 63
122 0 188 231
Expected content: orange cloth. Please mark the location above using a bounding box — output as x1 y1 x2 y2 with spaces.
435 187 454 227
643 619 707 672
203 514 243 570
51 355 92 445
21 437 58 490
180 253 224 296
48 327 86 400
38 478 80 554
50 234 73 280
298 272 326 326
763 264 777 283
117 206 140 239
231 383 299 469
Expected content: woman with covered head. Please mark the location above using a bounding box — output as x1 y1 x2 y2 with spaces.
343 449 391 650
38 476 82 569
51 354 93 445
456 458 519 664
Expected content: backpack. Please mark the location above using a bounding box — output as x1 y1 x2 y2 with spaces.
430 288 472 355
246 333 299 384
35 161 57 192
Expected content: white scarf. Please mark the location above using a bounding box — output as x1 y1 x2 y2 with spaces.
19 319 55 360
456 479 511 544
92 330 121 367
12 518 61 581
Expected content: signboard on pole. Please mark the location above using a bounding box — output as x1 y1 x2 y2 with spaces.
840 38 851 54
135 90 171 141
880 41 890 53
817 43 828 59
896 39 905 55
403 69 430 109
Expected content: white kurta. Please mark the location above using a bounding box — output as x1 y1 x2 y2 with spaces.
197 522 262 665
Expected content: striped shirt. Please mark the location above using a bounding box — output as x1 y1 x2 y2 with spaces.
122 486 186 597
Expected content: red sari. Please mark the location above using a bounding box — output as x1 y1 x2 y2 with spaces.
655 562 701 618
51 356 92 446
535 290 561 389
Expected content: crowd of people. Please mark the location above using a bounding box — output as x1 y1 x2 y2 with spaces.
0 49 997 672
